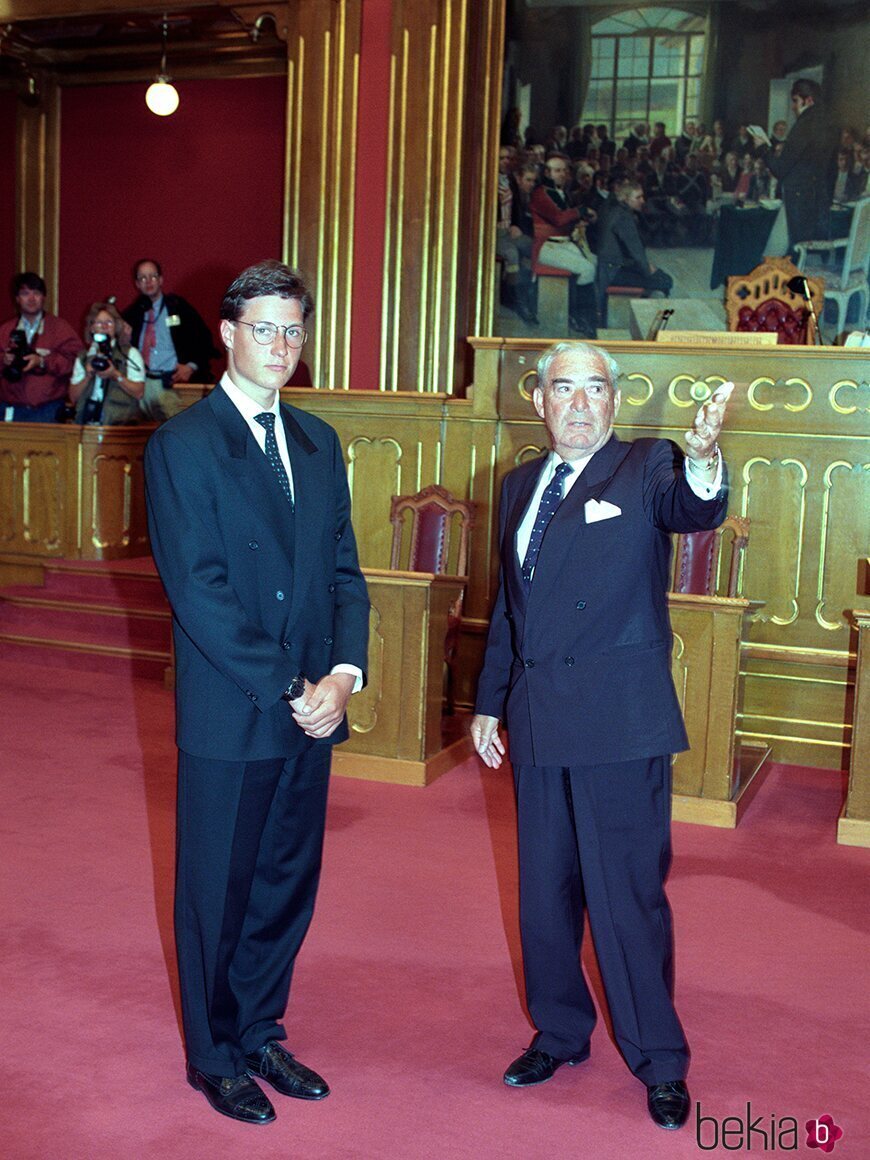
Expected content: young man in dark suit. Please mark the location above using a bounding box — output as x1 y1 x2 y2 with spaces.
145 260 369 1125
471 341 732 1131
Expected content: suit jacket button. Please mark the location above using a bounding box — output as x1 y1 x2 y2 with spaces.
524 658 535 668
334 531 342 541
564 656 575 666
328 583 336 593
248 540 259 550
282 641 292 650
276 590 285 600
576 600 587 610
324 636 333 645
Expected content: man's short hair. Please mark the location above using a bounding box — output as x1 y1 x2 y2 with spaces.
535 341 620 391
615 179 643 203
791 77 821 104
133 258 162 279
13 271 46 296
220 260 315 322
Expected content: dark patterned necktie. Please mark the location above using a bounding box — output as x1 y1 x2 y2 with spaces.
521 461 572 588
254 412 294 508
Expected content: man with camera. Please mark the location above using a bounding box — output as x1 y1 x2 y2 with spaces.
0 272 80 422
122 259 217 423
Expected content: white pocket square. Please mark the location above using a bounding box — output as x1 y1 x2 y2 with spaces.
585 498 622 523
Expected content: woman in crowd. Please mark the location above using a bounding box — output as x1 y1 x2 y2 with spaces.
69 301 145 424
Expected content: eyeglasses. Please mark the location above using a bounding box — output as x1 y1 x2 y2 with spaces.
235 321 308 348
136 273 161 283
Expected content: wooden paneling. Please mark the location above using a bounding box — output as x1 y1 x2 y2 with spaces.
379 0 502 393
286 0 362 391
0 424 152 579
332 568 474 785
838 609 870 846
288 336 870 770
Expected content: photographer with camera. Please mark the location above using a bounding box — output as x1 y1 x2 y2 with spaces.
69 302 146 425
1 273 80 422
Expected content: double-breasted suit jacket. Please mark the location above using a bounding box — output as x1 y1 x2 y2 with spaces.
145 383 369 760
475 434 728 766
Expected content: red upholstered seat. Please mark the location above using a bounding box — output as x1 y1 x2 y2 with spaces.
735 298 810 344
389 485 476 712
672 517 750 598
533 263 571 277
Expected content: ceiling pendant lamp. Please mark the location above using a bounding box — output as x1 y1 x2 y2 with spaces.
145 15 179 117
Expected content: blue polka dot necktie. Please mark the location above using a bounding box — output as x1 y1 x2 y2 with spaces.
521 461 572 589
254 412 294 509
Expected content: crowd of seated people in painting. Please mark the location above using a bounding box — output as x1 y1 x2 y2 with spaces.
497 113 869 333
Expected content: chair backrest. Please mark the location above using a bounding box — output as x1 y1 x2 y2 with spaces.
672 516 750 599
725 256 823 343
841 196 870 281
389 484 476 576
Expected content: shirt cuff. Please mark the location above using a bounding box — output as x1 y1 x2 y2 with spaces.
330 664 363 693
684 448 723 499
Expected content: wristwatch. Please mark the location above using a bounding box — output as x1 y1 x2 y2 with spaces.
281 672 306 703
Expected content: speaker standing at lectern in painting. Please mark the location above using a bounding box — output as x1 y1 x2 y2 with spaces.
145 260 369 1126
472 341 733 1131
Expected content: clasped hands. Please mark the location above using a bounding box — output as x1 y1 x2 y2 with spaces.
288 672 355 739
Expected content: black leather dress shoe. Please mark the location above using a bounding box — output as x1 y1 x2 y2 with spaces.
186 1064 276 1124
245 1041 330 1100
647 1080 691 1129
503 1046 590 1087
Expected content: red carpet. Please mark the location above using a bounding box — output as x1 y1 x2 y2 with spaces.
2 656 867 1159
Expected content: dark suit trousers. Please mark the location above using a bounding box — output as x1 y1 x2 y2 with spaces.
514 756 689 1085
175 745 330 1075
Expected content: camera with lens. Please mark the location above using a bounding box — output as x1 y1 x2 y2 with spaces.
90 331 113 373
3 328 32 383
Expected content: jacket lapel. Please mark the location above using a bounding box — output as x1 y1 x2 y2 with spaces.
526 435 631 608
207 386 297 577
279 403 324 628
504 455 548 607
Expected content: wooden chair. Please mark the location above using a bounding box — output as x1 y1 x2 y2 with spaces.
672 516 750 599
795 197 870 338
725 256 824 344
389 484 476 712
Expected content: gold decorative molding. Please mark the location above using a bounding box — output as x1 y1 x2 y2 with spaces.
285 0 361 390
16 73 60 302
747 376 813 412
380 0 501 393
623 372 654 406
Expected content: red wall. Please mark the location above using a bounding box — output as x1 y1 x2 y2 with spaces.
58 76 286 357
350 0 391 390
0 92 18 304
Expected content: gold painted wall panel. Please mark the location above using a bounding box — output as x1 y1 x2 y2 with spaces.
286 0 361 391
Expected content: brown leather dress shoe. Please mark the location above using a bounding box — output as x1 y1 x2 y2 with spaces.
245 1040 330 1100
647 1080 691 1129
186 1063 276 1124
503 1046 590 1087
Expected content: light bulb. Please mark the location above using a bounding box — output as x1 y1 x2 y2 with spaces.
145 78 179 117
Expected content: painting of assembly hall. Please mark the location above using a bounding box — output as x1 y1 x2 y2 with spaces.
496 0 869 341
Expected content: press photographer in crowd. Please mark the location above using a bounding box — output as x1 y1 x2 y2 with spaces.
0 272 79 422
69 302 146 425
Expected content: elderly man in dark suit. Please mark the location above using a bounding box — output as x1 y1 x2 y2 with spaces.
471 341 732 1131
145 260 369 1125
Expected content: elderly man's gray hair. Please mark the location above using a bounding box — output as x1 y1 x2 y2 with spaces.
535 342 620 390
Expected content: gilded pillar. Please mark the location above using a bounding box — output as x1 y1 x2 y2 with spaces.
285 0 362 390
380 0 503 393
16 72 60 301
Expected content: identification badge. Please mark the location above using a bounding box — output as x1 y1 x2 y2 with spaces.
167 314 181 327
